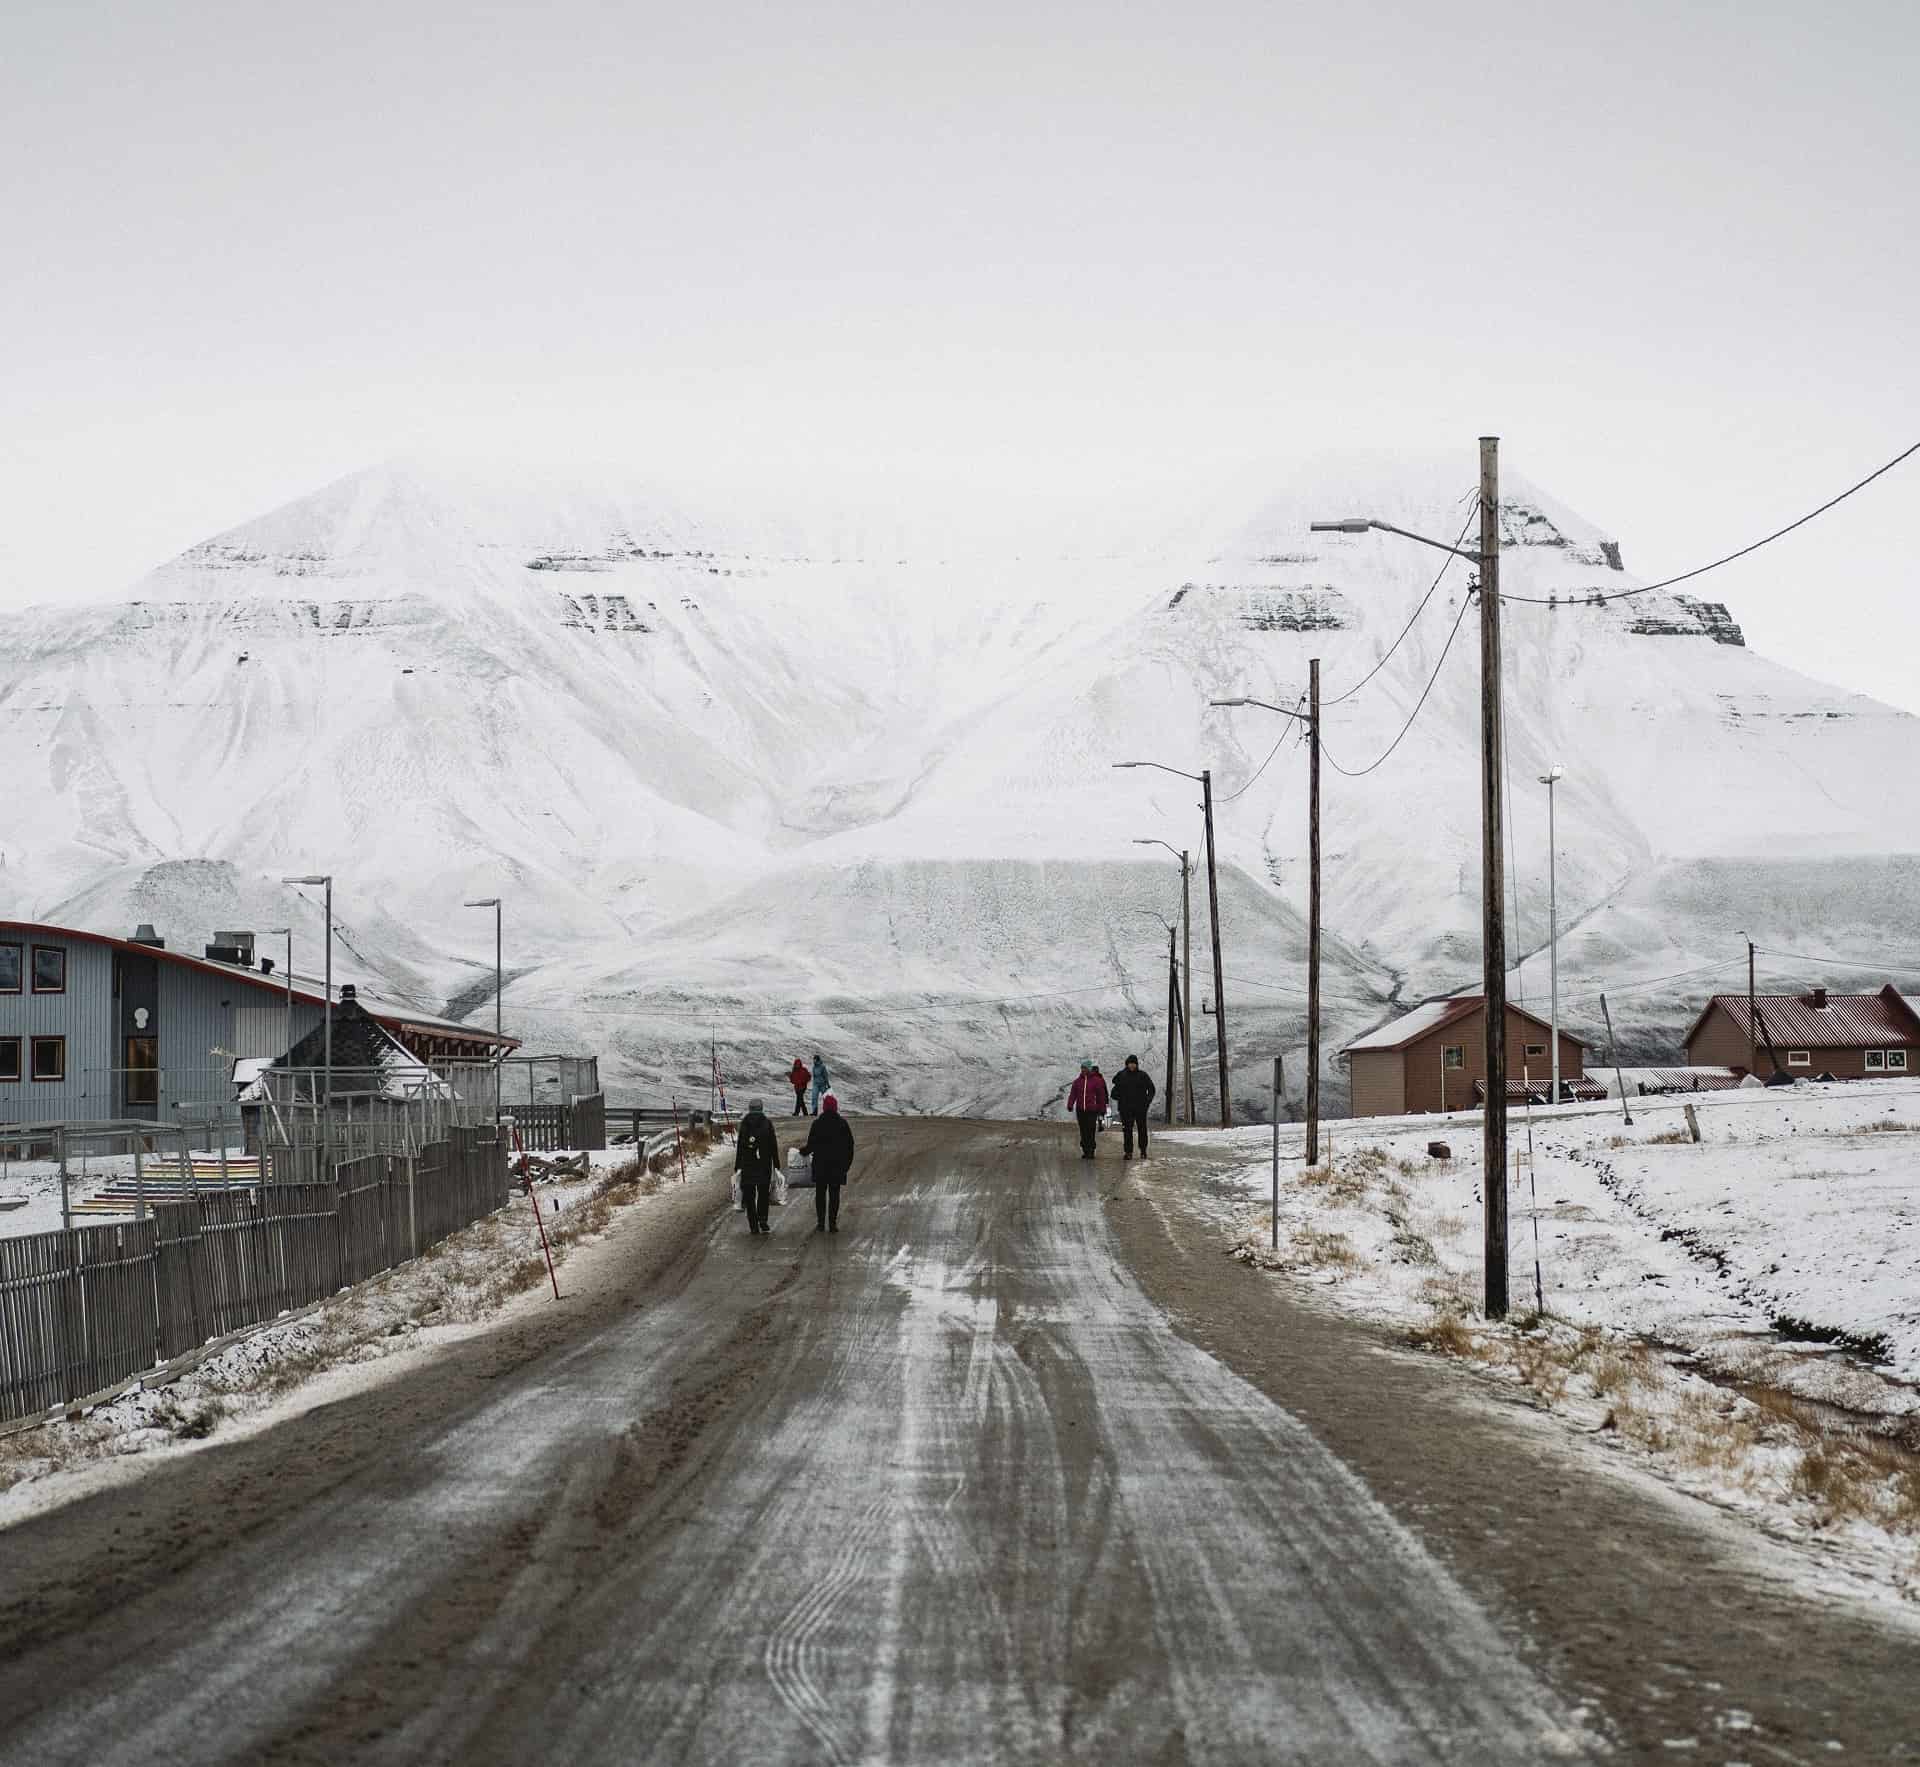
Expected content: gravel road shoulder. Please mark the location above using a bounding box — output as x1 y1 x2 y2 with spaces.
1104 1143 1920 1763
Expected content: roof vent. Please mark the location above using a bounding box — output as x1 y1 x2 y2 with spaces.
130 923 165 949
260 956 275 975
1811 987 1829 1009
339 983 357 1003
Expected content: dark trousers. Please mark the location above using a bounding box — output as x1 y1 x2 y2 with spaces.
792 1087 808 1116
741 1170 772 1230
814 1179 844 1229
1121 1109 1149 1157
1075 1109 1100 1158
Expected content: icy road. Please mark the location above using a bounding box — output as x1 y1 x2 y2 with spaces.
1 1122 1912 1763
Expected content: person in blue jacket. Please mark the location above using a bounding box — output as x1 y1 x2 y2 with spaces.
809 1053 832 1116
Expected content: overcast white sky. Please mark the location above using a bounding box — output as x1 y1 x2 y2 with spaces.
4 0 1915 706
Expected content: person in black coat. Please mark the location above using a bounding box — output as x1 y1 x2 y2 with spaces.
735 1099 780 1234
1110 1055 1157 1159
800 1094 856 1233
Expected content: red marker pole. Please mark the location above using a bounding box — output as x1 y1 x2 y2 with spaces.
512 1122 561 1301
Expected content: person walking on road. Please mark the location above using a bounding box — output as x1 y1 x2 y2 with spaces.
1111 1054 1157 1159
809 1053 832 1117
800 1094 856 1233
1067 1060 1108 1160
788 1057 811 1117
735 1098 780 1234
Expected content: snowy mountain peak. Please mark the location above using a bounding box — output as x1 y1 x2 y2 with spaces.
3 455 1917 1114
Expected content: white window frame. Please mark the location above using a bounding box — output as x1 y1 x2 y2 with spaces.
1442 1045 1465 1070
1886 1050 1908 1072
1786 1049 1810 1068
1865 1049 1886 1071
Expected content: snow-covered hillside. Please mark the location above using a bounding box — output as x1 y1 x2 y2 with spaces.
4 455 1916 1114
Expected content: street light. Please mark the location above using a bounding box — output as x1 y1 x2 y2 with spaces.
1114 761 1231 1125
264 926 293 1066
1313 436 1511 1318
1214 662 1324 1164
464 897 503 1124
281 874 333 1178
1537 768 1564 1104
1136 909 1180 1124
1133 839 1196 1122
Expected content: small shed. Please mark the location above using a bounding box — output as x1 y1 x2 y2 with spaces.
1343 995 1588 1118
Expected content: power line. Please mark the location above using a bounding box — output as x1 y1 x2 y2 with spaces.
1216 700 1306 803
1754 946 1920 979
1319 590 1474 778
1501 439 1920 606
1322 498 1479 706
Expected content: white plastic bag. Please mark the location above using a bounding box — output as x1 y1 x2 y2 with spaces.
730 1172 743 1212
772 1167 789 1207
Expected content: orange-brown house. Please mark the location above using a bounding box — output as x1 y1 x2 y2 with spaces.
1682 985 1920 1081
1342 995 1590 1118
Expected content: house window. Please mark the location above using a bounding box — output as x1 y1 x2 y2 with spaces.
1443 1045 1465 1069
0 943 20 993
1524 1043 1547 1059
1887 1051 1908 1072
0 1037 19 1082
31 1036 65 1082
1786 1049 1810 1068
31 946 66 994
1866 1050 1886 1071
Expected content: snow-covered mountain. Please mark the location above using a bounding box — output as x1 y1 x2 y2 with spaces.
4 455 1916 1116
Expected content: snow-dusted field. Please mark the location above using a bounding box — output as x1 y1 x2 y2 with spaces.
1178 1078 1920 1599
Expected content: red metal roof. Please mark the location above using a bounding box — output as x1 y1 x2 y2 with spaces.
1342 993 1577 1056
1687 986 1920 1051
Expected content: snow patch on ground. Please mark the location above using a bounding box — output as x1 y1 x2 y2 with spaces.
1172 1079 1920 1604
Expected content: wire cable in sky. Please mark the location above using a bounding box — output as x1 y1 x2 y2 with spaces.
1322 498 1478 707
1319 591 1474 779
1501 440 1920 606
1216 699 1307 803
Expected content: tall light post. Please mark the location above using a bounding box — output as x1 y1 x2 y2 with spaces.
1538 767 1564 1103
1114 762 1231 1125
265 926 293 1063
1213 657 1322 1161
1133 838 1195 1123
281 874 333 1177
464 897 503 1124
1136 909 1179 1125
1312 436 1510 1317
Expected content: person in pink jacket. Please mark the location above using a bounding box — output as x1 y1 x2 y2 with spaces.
1067 1060 1108 1160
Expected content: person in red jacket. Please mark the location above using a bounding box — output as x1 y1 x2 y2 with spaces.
788 1057 811 1117
1067 1060 1108 1160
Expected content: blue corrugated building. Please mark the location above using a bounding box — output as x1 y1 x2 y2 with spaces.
0 920 514 1125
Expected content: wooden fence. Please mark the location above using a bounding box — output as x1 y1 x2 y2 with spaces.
503 1093 606 1153
0 1126 507 1427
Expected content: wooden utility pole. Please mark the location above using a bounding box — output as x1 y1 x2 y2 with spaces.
1164 927 1178 1125
1747 938 1758 1076
1306 657 1323 1166
1479 436 1509 1320
1181 849 1195 1124
1201 768 1231 1126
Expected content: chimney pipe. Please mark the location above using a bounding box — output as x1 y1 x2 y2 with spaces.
1811 986 1828 1009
